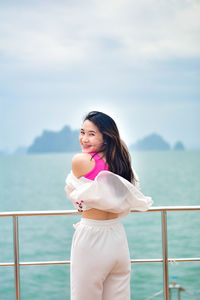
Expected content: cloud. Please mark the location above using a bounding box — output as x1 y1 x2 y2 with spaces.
0 0 199 71
0 0 199 151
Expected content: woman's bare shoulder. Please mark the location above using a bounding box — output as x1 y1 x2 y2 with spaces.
72 153 91 165
72 153 95 178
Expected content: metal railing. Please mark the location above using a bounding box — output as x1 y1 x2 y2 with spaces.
0 206 200 300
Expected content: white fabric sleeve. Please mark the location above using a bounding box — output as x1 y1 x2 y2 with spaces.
64 170 153 218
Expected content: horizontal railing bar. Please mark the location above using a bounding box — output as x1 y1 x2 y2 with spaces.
0 206 200 217
21 260 71 266
132 257 200 263
141 206 200 212
168 257 200 262
131 259 163 263
1 257 200 267
0 210 81 217
0 262 15 267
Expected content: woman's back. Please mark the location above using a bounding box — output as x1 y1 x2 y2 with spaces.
72 152 119 220
83 152 109 180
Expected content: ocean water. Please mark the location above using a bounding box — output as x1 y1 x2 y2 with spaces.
0 151 200 300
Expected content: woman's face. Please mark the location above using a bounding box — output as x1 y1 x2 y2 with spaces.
79 120 104 153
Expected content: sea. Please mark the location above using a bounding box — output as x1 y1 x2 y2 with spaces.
0 151 200 300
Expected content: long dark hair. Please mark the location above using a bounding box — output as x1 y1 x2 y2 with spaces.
83 111 136 184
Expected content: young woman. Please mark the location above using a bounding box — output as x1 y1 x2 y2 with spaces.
65 111 153 300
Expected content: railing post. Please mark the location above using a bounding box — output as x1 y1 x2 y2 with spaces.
13 216 20 300
161 211 169 300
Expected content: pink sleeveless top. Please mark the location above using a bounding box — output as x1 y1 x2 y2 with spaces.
84 152 109 181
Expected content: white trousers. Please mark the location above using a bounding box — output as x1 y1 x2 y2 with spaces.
70 217 131 300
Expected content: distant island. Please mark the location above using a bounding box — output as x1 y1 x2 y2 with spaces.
27 125 80 153
130 133 185 151
11 127 184 154
173 141 185 151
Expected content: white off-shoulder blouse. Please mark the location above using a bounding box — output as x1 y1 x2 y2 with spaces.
64 170 153 218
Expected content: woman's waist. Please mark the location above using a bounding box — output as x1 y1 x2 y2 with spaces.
82 208 119 220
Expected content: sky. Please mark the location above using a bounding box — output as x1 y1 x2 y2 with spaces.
0 0 199 153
